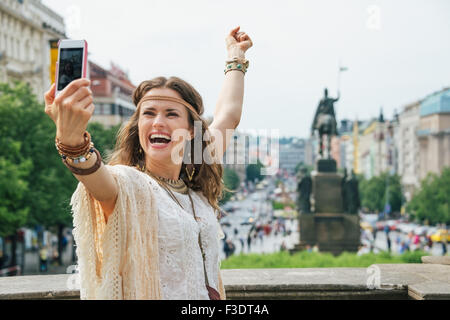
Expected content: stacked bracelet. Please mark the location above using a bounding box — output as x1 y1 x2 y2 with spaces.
224 57 249 75
55 132 92 159
55 131 103 175
62 148 103 176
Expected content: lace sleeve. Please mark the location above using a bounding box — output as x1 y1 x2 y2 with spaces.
71 164 162 300
70 165 131 299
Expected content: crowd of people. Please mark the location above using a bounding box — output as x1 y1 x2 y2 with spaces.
359 224 448 256
221 218 295 259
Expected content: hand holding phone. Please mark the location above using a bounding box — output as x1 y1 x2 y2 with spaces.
55 40 88 96
44 40 93 147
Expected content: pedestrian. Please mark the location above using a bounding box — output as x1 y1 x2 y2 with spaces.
442 228 448 256
62 235 68 251
239 237 245 253
413 234 420 251
425 236 433 252
387 234 392 252
258 229 264 243
223 239 235 258
44 26 253 299
396 235 402 254
247 233 252 252
52 248 59 266
280 241 287 251
39 246 48 272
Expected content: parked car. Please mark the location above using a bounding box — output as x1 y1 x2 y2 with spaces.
430 229 450 243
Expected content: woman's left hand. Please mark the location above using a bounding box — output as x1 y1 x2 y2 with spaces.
226 26 253 59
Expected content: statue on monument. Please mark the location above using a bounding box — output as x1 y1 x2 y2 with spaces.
344 170 361 214
311 88 339 158
297 167 312 213
342 169 348 212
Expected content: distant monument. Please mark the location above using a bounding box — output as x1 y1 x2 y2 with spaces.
311 88 339 159
293 89 361 256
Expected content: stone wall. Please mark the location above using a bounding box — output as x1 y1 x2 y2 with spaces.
1 264 449 300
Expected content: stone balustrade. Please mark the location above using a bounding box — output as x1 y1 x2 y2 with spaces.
1 263 449 300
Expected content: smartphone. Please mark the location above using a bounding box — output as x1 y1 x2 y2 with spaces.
55 40 88 96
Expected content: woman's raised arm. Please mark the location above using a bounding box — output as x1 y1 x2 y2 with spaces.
44 79 118 223
210 26 253 158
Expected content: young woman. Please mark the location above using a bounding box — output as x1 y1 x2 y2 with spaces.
44 26 252 299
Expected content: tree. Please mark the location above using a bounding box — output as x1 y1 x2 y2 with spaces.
87 122 121 159
359 172 403 214
220 168 240 205
0 82 123 265
0 83 71 264
407 168 450 225
246 160 264 183
294 162 313 175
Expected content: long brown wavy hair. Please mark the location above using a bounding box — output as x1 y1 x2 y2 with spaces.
106 76 224 212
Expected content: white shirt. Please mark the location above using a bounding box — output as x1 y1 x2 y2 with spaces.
152 180 222 300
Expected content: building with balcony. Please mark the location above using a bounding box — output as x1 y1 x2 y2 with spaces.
397 100 421 200
0 0 65 99
417 87 450 181
89 61 136 128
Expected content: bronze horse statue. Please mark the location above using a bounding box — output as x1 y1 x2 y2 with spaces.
311 88 339 158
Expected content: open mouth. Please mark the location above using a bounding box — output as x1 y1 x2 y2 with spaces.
149 133 172 146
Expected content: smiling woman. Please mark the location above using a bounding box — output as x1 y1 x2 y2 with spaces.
43 26 252 300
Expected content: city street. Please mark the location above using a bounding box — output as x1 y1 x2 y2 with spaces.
371 230 448 256
219 185 299 261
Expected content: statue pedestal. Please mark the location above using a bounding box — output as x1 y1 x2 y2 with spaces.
311 171 343 213
292 159 361 256
293 213 361 256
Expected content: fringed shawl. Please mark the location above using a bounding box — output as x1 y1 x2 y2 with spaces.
70 164 226 300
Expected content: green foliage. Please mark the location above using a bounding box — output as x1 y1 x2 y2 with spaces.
359 172 403 213
220 168 240 204
294 162 313 174
272 201 295 210
0 82 78 230
246 160 264 183
220 250 429 269
0 146 32 237
407 167 450 224
0 82 121 236
87 122 121 159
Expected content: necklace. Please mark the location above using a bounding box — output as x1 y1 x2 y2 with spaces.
144 170 188 195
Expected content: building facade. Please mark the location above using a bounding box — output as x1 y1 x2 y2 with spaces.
279 138 305 173
417 88 450 181
90 61 136 128
397 101 421 200
0 0 65 99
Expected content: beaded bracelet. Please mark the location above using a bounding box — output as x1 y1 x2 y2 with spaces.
62 146 95 164
224 58 249 75
55 132 92 158
62 148 103 176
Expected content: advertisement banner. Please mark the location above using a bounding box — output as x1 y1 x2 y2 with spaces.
49 39 59 84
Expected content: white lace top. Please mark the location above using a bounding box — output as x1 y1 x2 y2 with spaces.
70 164 225 300
153 179 221 300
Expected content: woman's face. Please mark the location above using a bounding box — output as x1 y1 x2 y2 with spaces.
138 87 192 165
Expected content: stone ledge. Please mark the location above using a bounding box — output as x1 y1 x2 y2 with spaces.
0 264 449 300
408 280 450 300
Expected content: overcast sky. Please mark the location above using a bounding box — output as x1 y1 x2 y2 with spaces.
42 0 450 138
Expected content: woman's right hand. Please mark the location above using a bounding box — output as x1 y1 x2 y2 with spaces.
44 78 94 146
